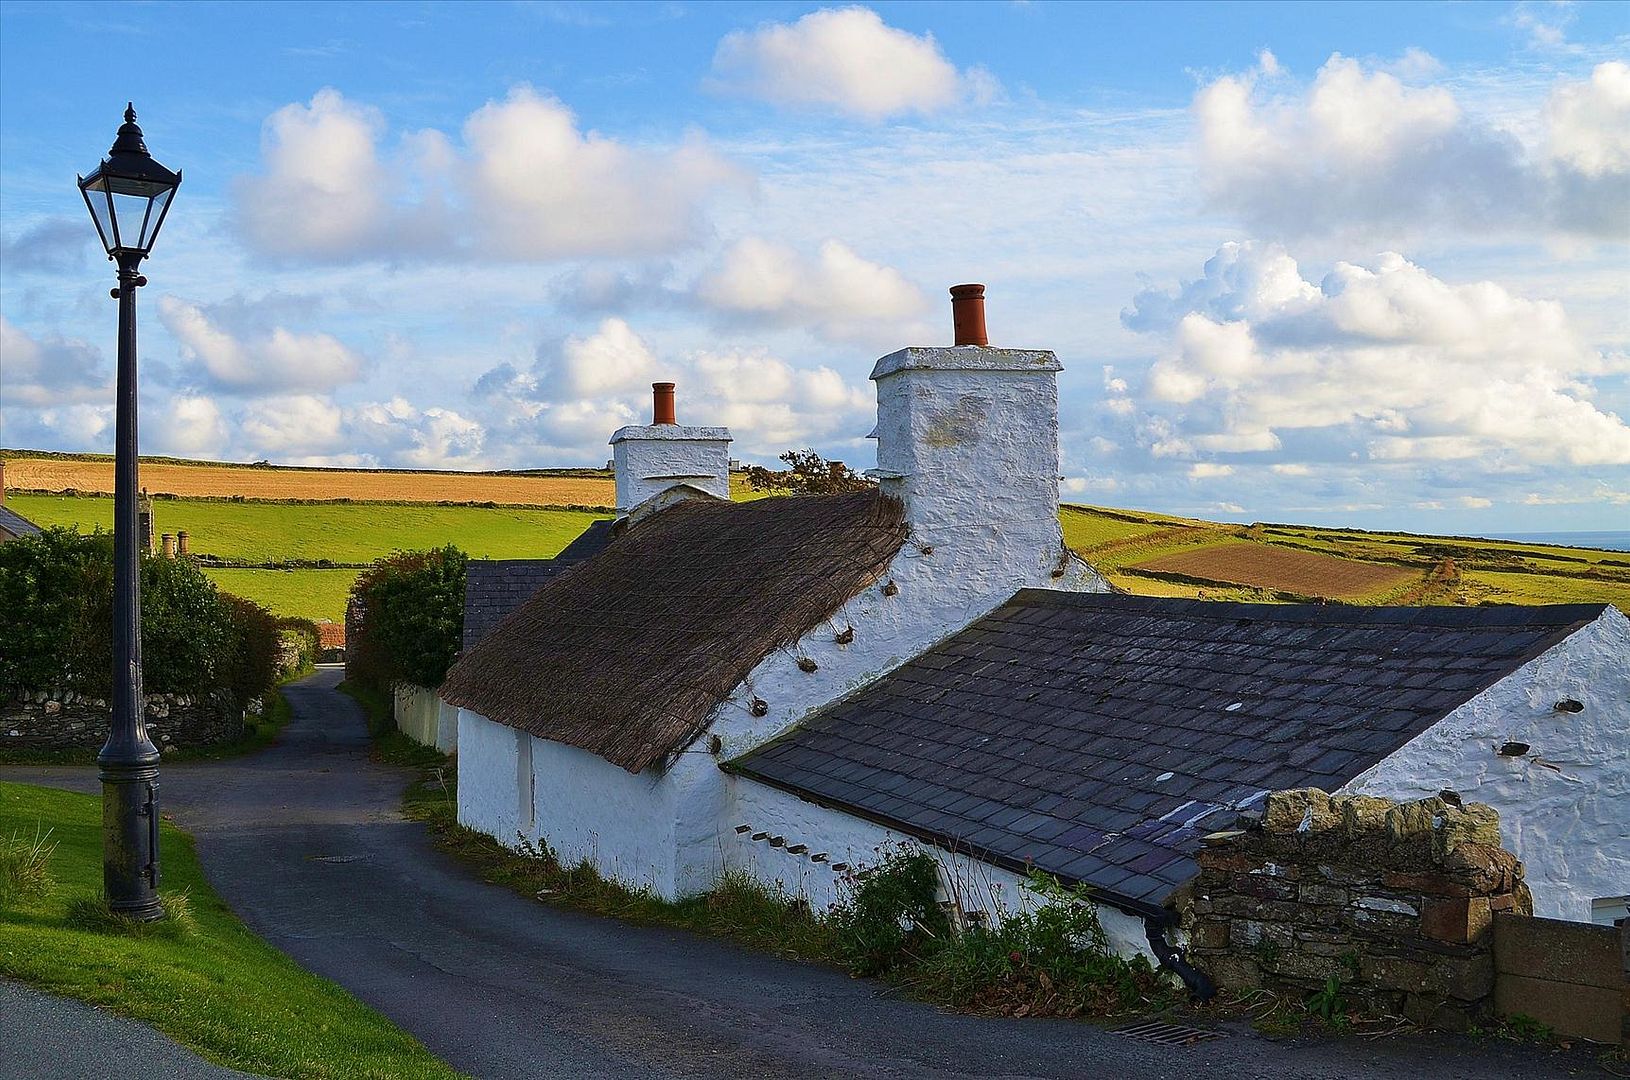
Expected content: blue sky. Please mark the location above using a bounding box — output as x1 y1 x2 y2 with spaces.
2 0 1626 534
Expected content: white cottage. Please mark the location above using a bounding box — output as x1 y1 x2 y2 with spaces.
442 286 1630 988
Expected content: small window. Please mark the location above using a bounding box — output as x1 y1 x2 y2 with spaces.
1590 896 1628 928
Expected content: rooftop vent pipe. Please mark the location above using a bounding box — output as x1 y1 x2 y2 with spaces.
950 283 988 346
652 382 676 425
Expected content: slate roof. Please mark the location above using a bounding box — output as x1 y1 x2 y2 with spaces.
0 505 42 541
460 519 615 650
442 492 909 773
727 591 1605 917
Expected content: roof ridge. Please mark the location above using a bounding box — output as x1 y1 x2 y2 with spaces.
1009 588 1609 626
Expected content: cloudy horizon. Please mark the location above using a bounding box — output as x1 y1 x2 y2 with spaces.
1 1 1626 534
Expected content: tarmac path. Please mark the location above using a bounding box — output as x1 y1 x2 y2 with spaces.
0 667 1604 1079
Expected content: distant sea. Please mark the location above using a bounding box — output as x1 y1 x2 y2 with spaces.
1477 531 1630 552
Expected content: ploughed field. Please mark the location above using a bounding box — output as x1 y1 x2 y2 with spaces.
1062 505 1630 611
1134 541 1417 600
9 453 1627 619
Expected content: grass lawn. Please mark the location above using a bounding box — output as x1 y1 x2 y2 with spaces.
203 567 360 623
0 780 458 1079
8 494 609 565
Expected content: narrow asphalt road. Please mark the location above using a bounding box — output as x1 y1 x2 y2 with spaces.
1 668 1604 1079
0 979 258 1080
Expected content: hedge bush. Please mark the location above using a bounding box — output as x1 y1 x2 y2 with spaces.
276 616 321 677
346 546 467 691
0 526 283 704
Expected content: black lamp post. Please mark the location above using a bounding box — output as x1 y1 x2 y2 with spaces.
78 104 181 920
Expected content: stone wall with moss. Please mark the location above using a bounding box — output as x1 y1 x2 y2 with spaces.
1185 788 1531 1031
1 688 242 752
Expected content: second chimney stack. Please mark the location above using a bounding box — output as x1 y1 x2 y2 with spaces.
950 283 988 347
652 382 676 425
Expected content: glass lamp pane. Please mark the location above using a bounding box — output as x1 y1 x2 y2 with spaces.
141 187 174 250
110 190 150 251
84 187 117 254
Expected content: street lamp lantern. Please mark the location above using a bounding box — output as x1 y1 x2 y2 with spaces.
78 103 180 922
78 104 181 262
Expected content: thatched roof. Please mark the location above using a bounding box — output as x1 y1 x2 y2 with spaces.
440 492 908 773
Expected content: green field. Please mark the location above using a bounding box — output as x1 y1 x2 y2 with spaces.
10 494 610 623
0 781 455 1078
201 568 363 623
7 494 607 564
12 489 1626 621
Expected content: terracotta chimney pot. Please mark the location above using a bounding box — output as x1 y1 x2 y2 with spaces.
950 283 988 347
176 530 190 557
160 533 176 558
652 382 677 425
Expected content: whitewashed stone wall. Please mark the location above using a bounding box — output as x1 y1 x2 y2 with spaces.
610 424 731 513
393 683 458 753
725 777 1157 962
457 709 528 844
1344 607 1630 922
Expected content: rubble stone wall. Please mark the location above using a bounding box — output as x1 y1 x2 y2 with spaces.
0 688 242 751
1186 788 1532 1031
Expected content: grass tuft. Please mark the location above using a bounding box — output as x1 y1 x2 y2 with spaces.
63 888 196 941
0 823 57 903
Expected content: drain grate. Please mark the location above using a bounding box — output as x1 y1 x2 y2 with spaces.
1112 1020 1226 1046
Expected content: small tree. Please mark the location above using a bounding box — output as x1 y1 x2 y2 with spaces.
745 449 873 496
346 546 467 691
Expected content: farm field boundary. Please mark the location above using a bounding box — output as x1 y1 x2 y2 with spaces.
1131 540 1419 601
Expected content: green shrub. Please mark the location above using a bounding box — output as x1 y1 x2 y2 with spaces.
346 546 467 691
275 617 321 677
830 845 949 975
829 847 1170 1017
904 872 1159 1015
0 527 109 692
137 554 236 697
0 527 283 706
220 594 281 705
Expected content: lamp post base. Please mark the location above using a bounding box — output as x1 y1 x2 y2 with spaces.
99 758 163 921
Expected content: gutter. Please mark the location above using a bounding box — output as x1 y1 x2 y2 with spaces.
1144 912 1215 1001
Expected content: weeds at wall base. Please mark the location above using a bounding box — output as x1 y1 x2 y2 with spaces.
396 759 1177 1020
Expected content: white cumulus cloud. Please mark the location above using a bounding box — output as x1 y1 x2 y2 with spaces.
471 319 873 464
695 237 928 342
157 296 366 394
1546 60 1630 178
1193 53 1630 239
1122 240 1630 470
235 87 743 262
710 7 993 120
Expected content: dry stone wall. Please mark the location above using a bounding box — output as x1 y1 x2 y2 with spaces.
1 688 242 751
1186 788 1531 1031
